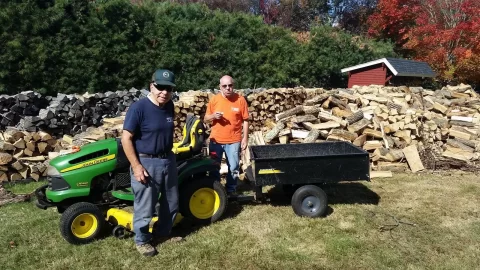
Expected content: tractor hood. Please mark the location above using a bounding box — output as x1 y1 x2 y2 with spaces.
50 138 119 174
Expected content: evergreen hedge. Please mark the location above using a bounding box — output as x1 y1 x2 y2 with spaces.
0 0 395 95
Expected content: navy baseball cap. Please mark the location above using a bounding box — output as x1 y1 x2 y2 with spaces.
152 69 175 87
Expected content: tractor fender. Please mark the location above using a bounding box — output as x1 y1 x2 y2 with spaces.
178 164 220 183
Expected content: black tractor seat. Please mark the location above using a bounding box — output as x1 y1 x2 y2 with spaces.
172 114 206 162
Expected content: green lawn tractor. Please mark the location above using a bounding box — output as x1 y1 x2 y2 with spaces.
35 115 228 245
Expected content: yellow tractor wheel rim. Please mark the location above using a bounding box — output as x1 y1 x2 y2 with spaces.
71 213 98 239
189 188 220 219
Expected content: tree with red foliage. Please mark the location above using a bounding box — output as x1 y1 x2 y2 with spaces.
368 0 480 85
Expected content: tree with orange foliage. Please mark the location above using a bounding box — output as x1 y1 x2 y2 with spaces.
368 0 480 85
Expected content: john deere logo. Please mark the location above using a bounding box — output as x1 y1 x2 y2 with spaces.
163 72 169 78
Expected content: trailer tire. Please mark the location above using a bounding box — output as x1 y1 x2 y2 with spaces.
179 176 227 225
291 185 327 218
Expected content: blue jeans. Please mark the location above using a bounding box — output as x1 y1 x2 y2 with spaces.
209 141 240 193
130 152 178 245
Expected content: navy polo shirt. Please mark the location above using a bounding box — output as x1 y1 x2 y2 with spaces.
123 98 175 155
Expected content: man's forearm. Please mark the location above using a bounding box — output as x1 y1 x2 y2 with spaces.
121 137 141 168
204 113 215 122
242 121 249 140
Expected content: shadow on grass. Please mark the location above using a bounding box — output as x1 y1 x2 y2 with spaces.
171 202 245 238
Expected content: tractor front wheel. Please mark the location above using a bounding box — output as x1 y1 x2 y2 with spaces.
60 202 104 245
180 176 227 225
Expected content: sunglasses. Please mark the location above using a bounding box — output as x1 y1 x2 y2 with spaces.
221 84 233 88
153 83 174 92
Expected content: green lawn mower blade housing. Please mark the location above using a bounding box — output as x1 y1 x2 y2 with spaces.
46 138 119 203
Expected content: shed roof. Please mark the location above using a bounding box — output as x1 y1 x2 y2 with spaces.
341 58 436 78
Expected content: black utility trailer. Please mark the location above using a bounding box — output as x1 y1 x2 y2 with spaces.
246 141 370 217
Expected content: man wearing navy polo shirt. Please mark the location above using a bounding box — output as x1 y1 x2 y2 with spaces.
121 69 181 257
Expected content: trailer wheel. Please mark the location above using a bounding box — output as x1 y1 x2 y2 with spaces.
180 176 227 225
291 185 327 218
60 202 104 245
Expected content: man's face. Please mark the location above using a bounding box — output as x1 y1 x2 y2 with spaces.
219 77 234 98
150 83 173 105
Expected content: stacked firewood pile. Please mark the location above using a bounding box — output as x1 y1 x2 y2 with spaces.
0 129 62 182
0 91 49 130
252 83 480 174
246 88 323 131
2 84 480 182
10 89 147 137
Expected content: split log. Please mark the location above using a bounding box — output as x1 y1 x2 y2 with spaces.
303 121 340 130
332 107 353 118
304 93 330 105
13 138 26 149
37 131 52 141
11 161 24 171
317 111 347 126
449 120 475 127
303 106 322 115
0 171 7 182
446 139 474 152
291 130 310 139
292 115 317 123
347 118 370 133
264 122 285 143
303 129 321 143
372 148 404 162
3 129 25 143
275 107 303 121
353 134 367 147
346 110 364 124
0 141 16 151
449 126 475 140
362 128 383 139
376 162 409 172
26 141 36 152
0 153 13 165
442 146 474 161
9 173 22 181
328 129 358 142
402 145 424 172
328 96 350 111
363 141 383 151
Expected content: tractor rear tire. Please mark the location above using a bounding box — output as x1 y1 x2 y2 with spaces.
180 176 227 225
60 202 104 245
291 185 327 218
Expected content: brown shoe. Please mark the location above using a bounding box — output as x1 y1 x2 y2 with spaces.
136 243 158 257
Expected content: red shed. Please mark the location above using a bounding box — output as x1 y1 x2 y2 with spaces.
341 58 436 88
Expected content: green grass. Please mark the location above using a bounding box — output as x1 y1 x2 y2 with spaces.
1 172 480 270
3 181 46 194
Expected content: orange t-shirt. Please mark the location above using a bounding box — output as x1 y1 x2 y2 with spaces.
206 93 249 144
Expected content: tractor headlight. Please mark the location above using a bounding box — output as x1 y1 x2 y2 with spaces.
47 165 61 177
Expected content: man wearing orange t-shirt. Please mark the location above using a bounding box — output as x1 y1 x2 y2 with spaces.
204 75 249 195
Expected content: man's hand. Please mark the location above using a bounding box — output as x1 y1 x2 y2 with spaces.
241 138 248 151
133 164 149 184
213 112 223 119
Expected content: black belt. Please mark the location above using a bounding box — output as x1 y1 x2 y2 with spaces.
138 152 170 159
